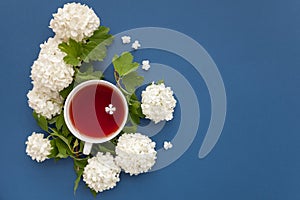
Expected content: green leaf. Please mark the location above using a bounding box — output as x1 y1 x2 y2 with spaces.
82 26 113 63
112 52 145 126
55 139 69 158
113 52 139 76
129 111 140 125
54 114 71 138
47 115 58 125
79 140 84 153
74 66 103 85
109 135 120 146
90 189 97 197
128 92 138 104
55 112 64 130
92 142 116 155
67 135 74 145
73 139 79 150
50 131 73 154
73 159 88 193
61 123 70 137
48 140 58 158
128 94 145 125
58 39 83 66
59 81 74 99
88 26 112 44
73 170 82 193
122 71 144 94
58 26 113 67
74 159 88 169
129 102 143 124
32 111 48 132
122 125 137 133
156 79 165 84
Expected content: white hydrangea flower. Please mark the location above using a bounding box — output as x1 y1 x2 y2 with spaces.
30 37 74 92
141 82 177 123
83 152 121 193
115 133 157 176
49 2 100 42
132 40 141 50
142 60 151 71
25 132 52 162
163 141 173 150
27 86 63 119
121 35 131 44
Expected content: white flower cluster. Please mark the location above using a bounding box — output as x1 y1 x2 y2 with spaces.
141 83 177 123
83 152 121 193
28 37 73 119
82 133 157 192
115 133 157 175
25 132 52 162
31 37 74 92
27 86 63 119
28 3 100 119
50 2 100 42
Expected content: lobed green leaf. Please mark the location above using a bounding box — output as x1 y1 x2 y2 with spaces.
122 125 137 133
122 71 144 94
113 52 139 77
82 26 113 63
58 39 83 66
74 66 103 85
58 26 113 67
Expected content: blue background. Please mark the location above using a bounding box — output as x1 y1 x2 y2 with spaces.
0 0 299 199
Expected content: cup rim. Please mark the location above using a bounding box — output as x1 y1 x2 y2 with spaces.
64 80 128 144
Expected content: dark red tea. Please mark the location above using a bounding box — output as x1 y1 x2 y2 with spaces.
69 83 126 139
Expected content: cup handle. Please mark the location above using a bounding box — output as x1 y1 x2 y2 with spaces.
83 142 93 155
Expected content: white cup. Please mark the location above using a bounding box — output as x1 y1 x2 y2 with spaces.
64 80 128 155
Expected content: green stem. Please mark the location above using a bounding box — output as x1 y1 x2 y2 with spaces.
48 128 91 160
49 128 78 155
114 71 131 95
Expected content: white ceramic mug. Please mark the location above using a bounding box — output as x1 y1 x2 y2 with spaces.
64 80 128 155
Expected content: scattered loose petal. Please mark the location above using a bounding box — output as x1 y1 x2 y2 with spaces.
115 133 157 175
25 132 52 162
105 104 116 115
83 152 121 193
163 141 173 150
142 60 151 71
121 36 131 44
141 82 177 123
131 40 141 50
